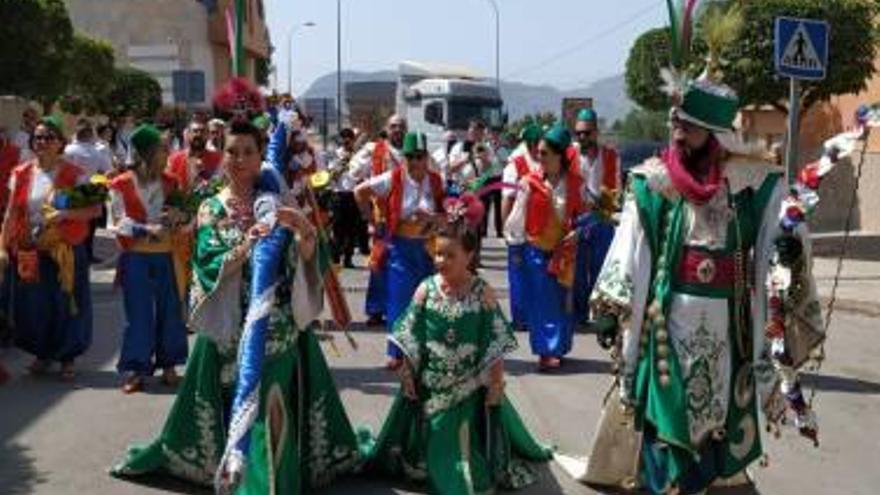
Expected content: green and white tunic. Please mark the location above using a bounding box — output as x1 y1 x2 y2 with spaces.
589 157 822 492
112 194 360 494
362 274 553 495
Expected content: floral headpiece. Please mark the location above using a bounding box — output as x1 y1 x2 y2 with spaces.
213 77 265 122
442 193 485 232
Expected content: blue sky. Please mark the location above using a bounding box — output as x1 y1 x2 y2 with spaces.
265 0 669 94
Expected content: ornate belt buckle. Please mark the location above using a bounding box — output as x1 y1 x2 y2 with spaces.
696 257 716 284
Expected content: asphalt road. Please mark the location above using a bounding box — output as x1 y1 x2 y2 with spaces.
1 238 878 495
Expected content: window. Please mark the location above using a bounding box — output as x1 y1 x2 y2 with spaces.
425 101 444 126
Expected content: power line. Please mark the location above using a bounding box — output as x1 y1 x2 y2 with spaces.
504 0 664 80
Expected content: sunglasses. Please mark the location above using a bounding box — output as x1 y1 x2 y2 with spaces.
407 152 428 161
575 130 595 137
33 134 58 142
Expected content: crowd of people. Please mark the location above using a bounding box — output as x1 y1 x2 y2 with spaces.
0 44 826 493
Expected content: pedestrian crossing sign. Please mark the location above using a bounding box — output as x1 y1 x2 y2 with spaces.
775 17 829 80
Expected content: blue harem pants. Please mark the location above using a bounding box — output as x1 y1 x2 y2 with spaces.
386 236 434 358
522 243 574 358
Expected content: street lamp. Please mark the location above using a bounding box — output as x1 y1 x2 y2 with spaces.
287 21 316 94
337 0 342 130
485 0 500 92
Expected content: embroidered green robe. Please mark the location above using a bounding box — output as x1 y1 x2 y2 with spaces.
361 275 553 494
111 194 360 493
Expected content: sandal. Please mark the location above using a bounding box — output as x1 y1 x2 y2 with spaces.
59 362 76 382
160 368 180 387
122 373 143 394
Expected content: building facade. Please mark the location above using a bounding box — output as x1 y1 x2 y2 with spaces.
63 0 270 107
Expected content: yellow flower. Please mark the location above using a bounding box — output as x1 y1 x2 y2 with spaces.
90 174 109 186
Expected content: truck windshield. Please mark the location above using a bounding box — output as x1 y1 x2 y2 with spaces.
447 100 502 130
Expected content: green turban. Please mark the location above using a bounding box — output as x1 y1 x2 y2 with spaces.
576 108 598 123
519 123 542 145
402 131 428 155
130 124 162 158
542 124 572 154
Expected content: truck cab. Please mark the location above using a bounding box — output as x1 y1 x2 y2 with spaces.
397 61 503 151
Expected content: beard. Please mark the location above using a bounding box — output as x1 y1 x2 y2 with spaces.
189 137 207 152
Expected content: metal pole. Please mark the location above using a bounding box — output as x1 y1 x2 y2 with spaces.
786 78 801 186
486 0 500 92
337 0 343 132
287 29 293 94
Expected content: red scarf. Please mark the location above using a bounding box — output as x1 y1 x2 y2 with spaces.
662 137 723 205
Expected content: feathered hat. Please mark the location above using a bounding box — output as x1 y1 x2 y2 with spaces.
212 77 265 122
443 192 485 232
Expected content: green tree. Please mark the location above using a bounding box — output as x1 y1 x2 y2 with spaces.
60 33 116 115
102 68 162 120
507 112 557 139
0 0 74 110
624 0 880 116
616 108 669 143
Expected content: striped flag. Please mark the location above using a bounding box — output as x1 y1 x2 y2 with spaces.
666 0 702 69
226 0 246 76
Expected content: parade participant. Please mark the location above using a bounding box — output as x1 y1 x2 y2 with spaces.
354 132 445 369
166 117 224 193
0 116 101 381
0 128 21 214
112 120 360 491
12 107 38 162
348 114 407 327
329 127 362 268
505 124 586 370
207 118 226 153
107 124 188 394
571 108 622 324
432 130 458 184
573 42 826 489
501 123 541 331
65 119 114 263
361 193 553 494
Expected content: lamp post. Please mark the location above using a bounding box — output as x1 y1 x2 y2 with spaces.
485 0 500 92
287 21 315 94
336 0 342 130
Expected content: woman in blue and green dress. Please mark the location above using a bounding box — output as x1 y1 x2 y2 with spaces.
360 194 553 494
111 120 360 493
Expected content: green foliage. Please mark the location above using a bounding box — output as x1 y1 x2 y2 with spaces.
625 28 677 112
722 0 879 113
615 108 669 143
60 33 116 115
0 0 74 108
102 68 162 120
506 112 557 139
625 0 880 115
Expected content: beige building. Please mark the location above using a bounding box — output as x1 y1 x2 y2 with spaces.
63 0 270 107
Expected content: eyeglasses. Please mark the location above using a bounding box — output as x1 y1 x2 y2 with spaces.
33 134 58 142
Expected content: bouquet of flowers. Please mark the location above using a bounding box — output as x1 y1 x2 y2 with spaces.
51 174 110 210
164 176 225 219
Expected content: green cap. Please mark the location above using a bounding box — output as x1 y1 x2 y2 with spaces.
542 124 572 154
130 124 162 158
576 108 598 123
519 123 542 145
676 79 739 133
40 114 65 136
402 131 428 156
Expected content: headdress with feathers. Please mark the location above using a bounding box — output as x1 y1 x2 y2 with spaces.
213 77 265 122
442 193 485 233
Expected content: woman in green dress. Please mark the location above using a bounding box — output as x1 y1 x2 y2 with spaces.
361 193 553 494
111 121 360 494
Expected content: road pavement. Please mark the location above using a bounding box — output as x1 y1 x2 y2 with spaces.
0 237 878 494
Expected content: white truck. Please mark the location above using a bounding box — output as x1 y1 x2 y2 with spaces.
396 61 504 150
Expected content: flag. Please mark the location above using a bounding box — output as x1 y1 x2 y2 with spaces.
226 0 246 77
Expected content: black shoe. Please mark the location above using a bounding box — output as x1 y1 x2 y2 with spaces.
343 258 355 269
366 314 385 327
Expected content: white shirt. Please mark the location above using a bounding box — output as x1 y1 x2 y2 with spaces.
501 143 540 199
13 129 34 162
331 147 357 192
576 143 619 200
107 174 165 237
347 141 403 185
447 140 498 186
366 168 435 221
64 139 113 177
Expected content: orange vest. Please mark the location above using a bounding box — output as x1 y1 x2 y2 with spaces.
571 146 621 192
524 169 584 251
7 160 88 250
386 166 445 236
513 154 532 179
166 150 222 192
109 171 176 250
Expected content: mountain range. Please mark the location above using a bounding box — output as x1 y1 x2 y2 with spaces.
300 70 634 124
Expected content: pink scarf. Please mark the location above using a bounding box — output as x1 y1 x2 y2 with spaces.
662 137 723 205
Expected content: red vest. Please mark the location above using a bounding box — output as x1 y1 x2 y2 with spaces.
513 154 532 179
7 160 88 249
109 171 176 250
0 143 21 213
524 169 584 241
166 149 222 192
571 146 621 192
386 166 445 236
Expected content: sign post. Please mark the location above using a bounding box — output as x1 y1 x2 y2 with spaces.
774 17 829 185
